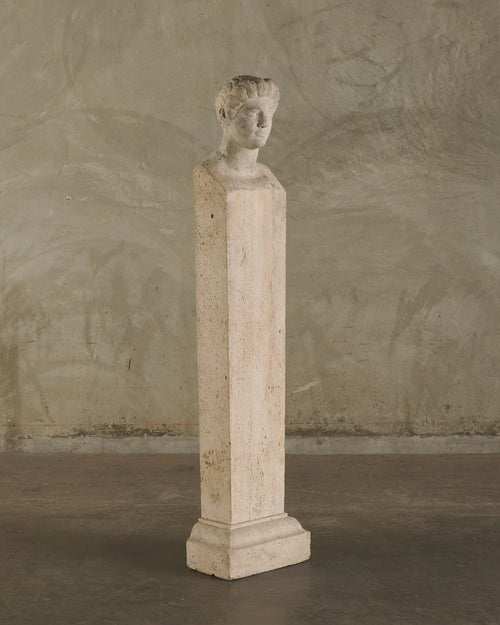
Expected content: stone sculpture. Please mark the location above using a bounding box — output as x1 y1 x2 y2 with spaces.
186 76 311 580
204 75 280 180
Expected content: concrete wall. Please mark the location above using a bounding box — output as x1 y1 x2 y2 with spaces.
1 0 499 450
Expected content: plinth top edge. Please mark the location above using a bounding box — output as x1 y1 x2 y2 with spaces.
194 161 284 194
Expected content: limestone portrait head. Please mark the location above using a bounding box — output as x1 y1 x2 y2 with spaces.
215 76 280 150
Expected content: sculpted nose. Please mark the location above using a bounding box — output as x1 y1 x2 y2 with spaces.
257 111 269 128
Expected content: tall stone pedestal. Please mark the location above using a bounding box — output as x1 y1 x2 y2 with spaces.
186 164 310 580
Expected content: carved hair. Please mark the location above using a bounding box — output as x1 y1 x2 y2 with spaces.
215 75 280 127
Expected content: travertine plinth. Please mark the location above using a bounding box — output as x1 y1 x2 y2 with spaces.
186 163 310 579
187 514 309 580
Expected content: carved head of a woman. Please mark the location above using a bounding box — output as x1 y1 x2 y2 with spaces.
215 76 280 150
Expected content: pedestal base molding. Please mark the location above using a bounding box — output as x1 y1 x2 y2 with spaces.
186 514 311 580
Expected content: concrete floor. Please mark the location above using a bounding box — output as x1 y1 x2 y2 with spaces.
1 454 499 625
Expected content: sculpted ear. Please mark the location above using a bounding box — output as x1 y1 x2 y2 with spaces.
219 108 226 120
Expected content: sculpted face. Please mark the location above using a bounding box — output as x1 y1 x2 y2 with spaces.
226 97 278 150
210 76 280 178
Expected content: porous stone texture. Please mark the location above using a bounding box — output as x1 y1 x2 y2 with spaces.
187 139 310 577
192 163 287 525
187 515 310 580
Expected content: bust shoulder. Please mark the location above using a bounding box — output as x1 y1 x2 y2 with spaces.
196 153 283 192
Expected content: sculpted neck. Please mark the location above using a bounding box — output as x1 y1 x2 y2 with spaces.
216 134 259 175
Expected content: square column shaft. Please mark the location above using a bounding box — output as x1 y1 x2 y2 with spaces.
186 165 310 580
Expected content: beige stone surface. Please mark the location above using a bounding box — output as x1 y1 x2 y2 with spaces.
189 162 309 577
188 77 310 577
194 163 287 525
187 515 310 580
0 2 499 449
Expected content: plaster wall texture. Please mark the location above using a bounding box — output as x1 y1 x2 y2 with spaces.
0 0 499 449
